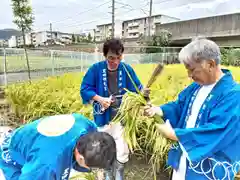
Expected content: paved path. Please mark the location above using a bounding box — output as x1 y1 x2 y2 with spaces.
0 67 84 85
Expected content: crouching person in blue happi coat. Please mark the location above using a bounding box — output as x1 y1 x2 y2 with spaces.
0 113 116 180
144 38 240 180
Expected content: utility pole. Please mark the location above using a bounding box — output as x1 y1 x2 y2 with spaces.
111 0 115 38
148 0 153 40
50 23 53 44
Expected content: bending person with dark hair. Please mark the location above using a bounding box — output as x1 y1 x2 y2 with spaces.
0 113 116 180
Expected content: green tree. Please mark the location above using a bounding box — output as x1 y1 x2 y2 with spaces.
77 35 81 43
11 0 34 82
137 30 173 63
140 30 172 53
72 34 76 44
93 29 96 42
87 33 92 42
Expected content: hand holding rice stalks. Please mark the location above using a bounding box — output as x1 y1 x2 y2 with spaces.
112 90 173 173
112 63 175 177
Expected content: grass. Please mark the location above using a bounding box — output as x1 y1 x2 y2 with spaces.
0 53 171 73
0 55 98 73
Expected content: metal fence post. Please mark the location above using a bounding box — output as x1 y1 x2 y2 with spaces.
50 50 55 76
150 53 153 64
84 53 88 71
3 48 7 86
80 52 83 72
163 47 166 65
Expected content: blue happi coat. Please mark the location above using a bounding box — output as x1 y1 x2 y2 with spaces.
0 113 97 180
160 69 240 180
80 60 143 127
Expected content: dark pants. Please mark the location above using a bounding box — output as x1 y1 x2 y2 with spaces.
169 169 173 180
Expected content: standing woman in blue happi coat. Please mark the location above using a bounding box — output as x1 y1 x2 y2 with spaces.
144 38 240 180
0 113 116 180
80 38 149 180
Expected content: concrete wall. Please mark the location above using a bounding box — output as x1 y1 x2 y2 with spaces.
160 15 180 24
156 13 240 40
171 36 240 47
211 36 240 47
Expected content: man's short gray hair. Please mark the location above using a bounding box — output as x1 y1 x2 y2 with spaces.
178 38 221 65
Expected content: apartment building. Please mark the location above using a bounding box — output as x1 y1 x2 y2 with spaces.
122 14 180 39
95 23 112 42
17 34 32 46
32 31 72 46
95 19 123 42
0 39 9 47
95 14 179 42
8 31 73 47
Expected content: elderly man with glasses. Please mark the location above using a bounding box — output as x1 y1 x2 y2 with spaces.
144 38 240 180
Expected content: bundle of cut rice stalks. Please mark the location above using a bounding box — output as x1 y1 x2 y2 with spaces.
112 64 175 178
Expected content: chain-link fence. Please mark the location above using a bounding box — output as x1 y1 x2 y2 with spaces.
0 46 182 86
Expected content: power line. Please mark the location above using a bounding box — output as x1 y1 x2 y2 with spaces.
33 2 146 32
50 23 53 42
33 10 113 31
42 8 135 32
34 0 209 33
35 0 210 30
148 0 153 38
154 0 206 6
154 0 174 4
37 1 111 26
54 1 111 24
112 0 115 38
115 1 149 15
34 1 150 31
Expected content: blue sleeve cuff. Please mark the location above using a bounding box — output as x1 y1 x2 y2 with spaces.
82 91 96 104
160 101 181 127
160 103 174 121
174 128 199 162
175 128 197 149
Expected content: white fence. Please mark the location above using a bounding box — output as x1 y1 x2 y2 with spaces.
0 47 181 86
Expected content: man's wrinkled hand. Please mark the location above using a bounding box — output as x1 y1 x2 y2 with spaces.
99 96 113 110
144 104 163 117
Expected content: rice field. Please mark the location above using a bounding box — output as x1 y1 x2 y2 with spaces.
2 64 240 180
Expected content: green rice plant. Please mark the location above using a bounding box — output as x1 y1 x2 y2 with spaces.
4 72 93 125
112 90 173 180
69 170 97 180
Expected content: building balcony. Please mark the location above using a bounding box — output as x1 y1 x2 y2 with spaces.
128 22 139 27
126 34 140 38
128 28 139 33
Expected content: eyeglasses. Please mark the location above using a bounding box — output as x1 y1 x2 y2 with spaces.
107 55 122 61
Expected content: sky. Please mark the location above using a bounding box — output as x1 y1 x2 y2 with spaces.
0 0 239 34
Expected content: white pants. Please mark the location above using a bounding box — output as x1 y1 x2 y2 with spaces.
98 122 129 164
0 169 6 180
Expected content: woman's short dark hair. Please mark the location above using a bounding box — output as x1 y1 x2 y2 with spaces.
76 131 116 169
103 38 124 57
